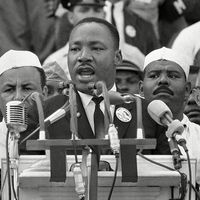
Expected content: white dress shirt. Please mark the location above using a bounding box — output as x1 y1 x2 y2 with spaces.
78 85 116 133
179 114 200 184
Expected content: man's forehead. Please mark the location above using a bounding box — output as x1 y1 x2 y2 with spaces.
70 22 111 42
145 60 184 72
0 66 40 81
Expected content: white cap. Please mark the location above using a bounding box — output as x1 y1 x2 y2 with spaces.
0 50 42 76
121 43 145 70
144 47 192 79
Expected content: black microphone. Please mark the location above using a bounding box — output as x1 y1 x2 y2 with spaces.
147 100 187 150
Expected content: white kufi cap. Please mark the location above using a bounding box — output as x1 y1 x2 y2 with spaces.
144 47 192 79
0 50 42 76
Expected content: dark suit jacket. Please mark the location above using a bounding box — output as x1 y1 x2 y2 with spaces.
19 92 171 182
19 93 170 155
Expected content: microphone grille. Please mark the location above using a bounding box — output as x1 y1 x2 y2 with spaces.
6 101 27 132
147 100 173 125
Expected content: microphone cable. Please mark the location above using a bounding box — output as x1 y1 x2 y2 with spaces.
107 153 119 200
137 152 200 200
185 149 192 200
11 174 18 200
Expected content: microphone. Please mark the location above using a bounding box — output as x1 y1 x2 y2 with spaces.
89 81 121 155
6 100 27 163
73 163 85 199
147 100 187 149
88 82 144 105
58 80 74 89
108 91 141 105
45 82 73 126
107 124 120 155
147 100 187 170
44 101 70 127
20 100 70 145
6 100 27 133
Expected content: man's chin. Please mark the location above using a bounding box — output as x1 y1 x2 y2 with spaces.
76 83 95 95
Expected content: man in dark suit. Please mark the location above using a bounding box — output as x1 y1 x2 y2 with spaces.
22 17 156 181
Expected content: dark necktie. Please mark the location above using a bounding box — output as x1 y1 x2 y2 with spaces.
92 96 105 139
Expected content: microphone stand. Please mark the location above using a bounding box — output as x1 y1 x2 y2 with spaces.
98 81 120 200
8 128 20 200
136 97 144 140
69 84 86 200
6 100 27 200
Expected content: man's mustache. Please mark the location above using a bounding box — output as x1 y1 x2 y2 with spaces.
153 86 174 95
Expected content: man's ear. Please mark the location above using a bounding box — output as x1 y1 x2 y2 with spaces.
42 85 48 100
138 80 144 97
68 11 75 25
184 81 191 101
114 50 122 65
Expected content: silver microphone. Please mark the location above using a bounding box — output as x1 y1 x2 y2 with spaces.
6 100 27 133
6 100 27 168
147 100 187 148
147 100 184 169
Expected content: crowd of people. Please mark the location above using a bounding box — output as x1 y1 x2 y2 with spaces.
0 0 200 197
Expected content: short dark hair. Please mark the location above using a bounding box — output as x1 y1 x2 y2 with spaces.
72 17 120 50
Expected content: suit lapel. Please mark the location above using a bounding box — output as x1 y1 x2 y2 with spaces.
74 92 95 139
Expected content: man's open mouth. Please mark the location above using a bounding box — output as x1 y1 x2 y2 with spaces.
76 67 95 80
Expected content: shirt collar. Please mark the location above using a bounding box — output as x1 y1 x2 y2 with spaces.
78 84 116 107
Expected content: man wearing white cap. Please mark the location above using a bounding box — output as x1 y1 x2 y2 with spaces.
0 50 47 185
139 47 200 184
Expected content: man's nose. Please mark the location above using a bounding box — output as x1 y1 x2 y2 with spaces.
13 88 24 101
117 82 129 93
78 48 92 62
158 74 169 85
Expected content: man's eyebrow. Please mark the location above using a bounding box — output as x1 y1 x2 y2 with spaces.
1 82 15 87
145 69 161 74
70 40 104 46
